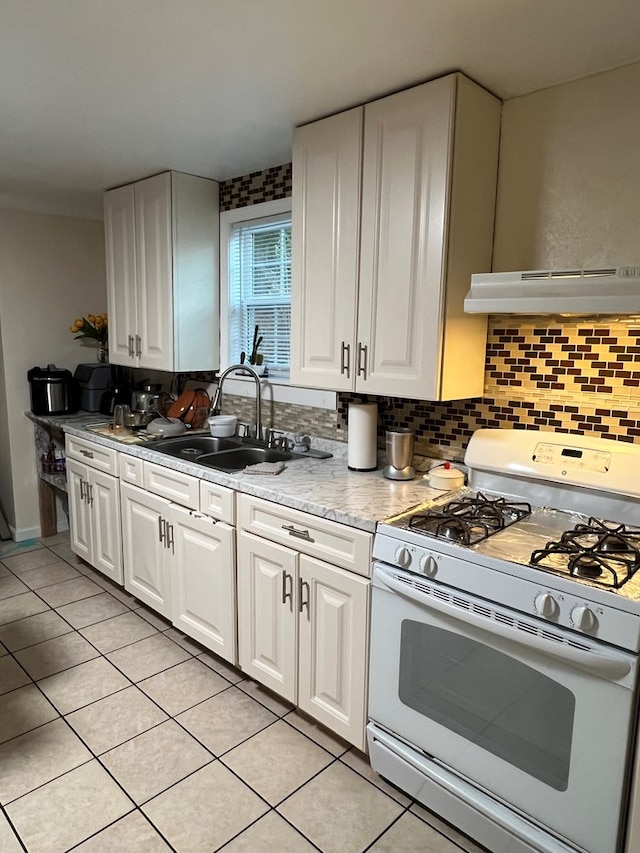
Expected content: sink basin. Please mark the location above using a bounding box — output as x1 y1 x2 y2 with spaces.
152 435 241 459
198 447 293 472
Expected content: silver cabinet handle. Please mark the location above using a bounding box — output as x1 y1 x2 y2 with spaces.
282 524 313 542
79 480 86 501
340 341 351 377
128 335 135 358
135 335 142 358
80 449 94 459
158 516 166 544
357 342 368 379
86 484 93 506
166 523 174 554
299 577 310 619
281 570 293 610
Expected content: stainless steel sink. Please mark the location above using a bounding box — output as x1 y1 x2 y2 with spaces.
151 433 330 472
197 447 293 472
151 435 241 459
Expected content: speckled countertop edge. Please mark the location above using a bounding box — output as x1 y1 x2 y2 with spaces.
28 412 450 533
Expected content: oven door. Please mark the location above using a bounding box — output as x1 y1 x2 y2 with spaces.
369 563 639 853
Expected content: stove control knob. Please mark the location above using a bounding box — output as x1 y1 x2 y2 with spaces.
534 592 558 619
571 605 597 632
419 554 437 577
395 547 412 569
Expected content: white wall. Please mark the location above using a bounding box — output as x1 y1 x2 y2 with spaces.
494 61 640 270
0 209 106 538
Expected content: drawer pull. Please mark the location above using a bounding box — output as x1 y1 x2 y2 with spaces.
80 449 94 459
158 516 166 545
282 524 313 542
282 570 293 609
299 577 310 618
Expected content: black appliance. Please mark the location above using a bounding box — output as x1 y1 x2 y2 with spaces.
73 363 112 412
27 365 80 416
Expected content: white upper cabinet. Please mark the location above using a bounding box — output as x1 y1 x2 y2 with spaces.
104 171 220 372
291 73 501 401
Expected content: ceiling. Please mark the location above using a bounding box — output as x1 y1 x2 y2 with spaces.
2 0 640 219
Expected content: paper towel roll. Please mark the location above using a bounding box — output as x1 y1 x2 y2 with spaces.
348 403 378 471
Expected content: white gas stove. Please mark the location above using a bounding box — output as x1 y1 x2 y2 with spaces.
368 428 640 853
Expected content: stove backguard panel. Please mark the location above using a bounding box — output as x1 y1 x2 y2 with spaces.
338 317 640 460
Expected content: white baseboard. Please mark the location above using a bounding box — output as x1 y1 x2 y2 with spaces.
13 525 41 542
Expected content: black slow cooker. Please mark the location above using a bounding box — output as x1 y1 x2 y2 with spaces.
27 365 80 416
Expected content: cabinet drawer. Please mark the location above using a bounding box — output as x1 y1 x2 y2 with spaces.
238 494 372 577
200 481 235 524
143 461 200 510
119 454 144 486
65 435 118 475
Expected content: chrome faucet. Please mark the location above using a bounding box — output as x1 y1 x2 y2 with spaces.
210 364 263 441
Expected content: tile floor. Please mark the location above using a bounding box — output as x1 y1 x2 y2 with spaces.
0 533 486 853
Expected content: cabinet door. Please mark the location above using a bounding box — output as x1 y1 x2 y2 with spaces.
357 76 454 399
290 108 362 391
67 459 92 564
237 531 297 702
171 506 236 664
298 555 370 750
90 470 123 585
120 482 171 616
135 172 174 371
104 184 138 366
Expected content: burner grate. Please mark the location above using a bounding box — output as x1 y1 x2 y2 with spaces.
531 517 640 588
407 492 531 545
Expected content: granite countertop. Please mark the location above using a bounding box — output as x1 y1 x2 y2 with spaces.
28 411 447 533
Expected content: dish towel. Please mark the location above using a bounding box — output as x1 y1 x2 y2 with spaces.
243 461 286 475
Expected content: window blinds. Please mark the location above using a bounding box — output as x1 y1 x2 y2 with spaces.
228 213 291 369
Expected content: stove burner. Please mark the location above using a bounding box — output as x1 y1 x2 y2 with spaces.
436 519 469 543
570 554 604 578
531 517 640 588
407 493 531 546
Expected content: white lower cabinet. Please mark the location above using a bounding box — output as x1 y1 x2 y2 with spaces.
67 457 122 584
237 528 370 750
170 505 236 663
120 482 171 616
120 480 236 664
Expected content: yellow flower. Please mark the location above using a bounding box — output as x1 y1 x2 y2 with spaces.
70 324 78 332
87 314 96 324
74 318 83 327
95 316 104 329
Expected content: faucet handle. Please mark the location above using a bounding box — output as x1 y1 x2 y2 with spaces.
266 429 289 449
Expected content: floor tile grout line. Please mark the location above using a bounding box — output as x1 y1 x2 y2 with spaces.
0 803 28 852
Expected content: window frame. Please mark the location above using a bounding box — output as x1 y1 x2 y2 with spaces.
219 197 336 411
220 198 292 376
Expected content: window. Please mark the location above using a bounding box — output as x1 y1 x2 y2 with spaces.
225 203 291 371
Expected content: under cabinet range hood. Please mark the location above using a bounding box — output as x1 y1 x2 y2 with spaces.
464 265 640 315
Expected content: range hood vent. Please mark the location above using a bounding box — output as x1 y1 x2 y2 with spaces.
464 266 640 315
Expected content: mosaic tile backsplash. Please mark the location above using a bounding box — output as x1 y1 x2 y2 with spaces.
219 163 292 211
338 317 640 461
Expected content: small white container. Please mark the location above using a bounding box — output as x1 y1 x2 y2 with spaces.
208 415 237 437
427 462 465 490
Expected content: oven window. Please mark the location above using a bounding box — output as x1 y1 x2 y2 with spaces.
399 620 575 790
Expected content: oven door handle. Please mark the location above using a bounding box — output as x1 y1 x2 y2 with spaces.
376 569 633 683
